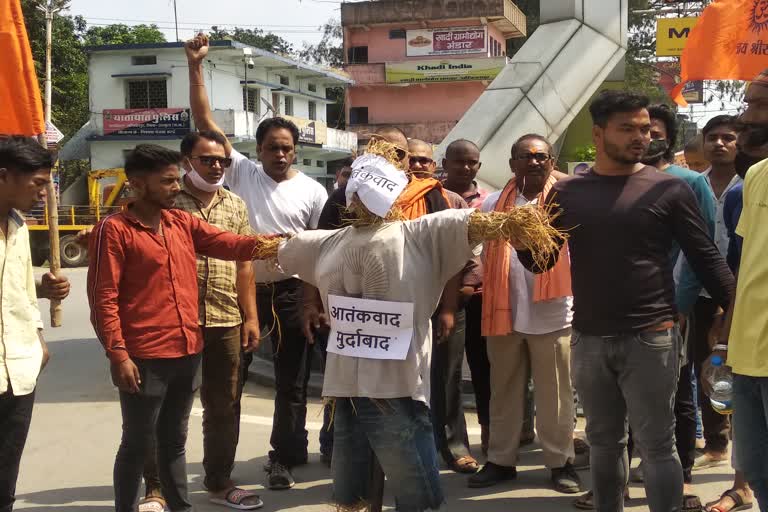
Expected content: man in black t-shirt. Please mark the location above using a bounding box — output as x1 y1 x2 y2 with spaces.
520 91 734 512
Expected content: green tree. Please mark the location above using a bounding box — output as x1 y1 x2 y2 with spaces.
299 19 343 68
208 26 294 55
21 0 89 138
82 23 166 46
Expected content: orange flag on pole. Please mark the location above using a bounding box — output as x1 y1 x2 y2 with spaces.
0 0 44 135
671 0 768 106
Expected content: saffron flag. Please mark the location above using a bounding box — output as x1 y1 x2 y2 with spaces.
671 0 768 106
0 0 44 135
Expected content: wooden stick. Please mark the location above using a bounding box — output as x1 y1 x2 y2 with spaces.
38 135 62 327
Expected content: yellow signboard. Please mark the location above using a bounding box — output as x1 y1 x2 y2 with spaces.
656 17 699 56
385 57 506 84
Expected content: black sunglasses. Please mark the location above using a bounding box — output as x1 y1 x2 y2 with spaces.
190 156 233 168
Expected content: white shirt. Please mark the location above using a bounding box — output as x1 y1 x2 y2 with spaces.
481 191 573 335
0 211 44 396
699 169 742 298
278 209 476 404
226 149 328 282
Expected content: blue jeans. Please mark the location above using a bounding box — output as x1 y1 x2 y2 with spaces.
332 397 444 511
571 327 682 512
733 375 768 512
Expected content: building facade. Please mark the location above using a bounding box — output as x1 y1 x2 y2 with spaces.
83 40 356 188
342 0 526 145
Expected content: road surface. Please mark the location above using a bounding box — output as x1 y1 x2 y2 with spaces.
14 268 736 511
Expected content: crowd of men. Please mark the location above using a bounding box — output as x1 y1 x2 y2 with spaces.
2 31 768 512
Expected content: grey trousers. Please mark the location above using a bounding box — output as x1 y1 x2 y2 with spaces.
571 327 683 512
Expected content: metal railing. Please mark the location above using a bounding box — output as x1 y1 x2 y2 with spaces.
26 204 123 228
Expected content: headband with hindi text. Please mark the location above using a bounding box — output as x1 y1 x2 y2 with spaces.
345 154 409 217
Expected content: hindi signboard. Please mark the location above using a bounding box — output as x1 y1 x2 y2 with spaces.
103 108 191 136
385 57 505 84
327 295 414 361
45 121 64 145
406 26 487 57
283 115 327 145
656 17 699 56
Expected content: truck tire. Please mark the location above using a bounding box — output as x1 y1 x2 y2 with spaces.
60 234 88 267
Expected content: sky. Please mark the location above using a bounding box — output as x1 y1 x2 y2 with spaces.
65 0 342 49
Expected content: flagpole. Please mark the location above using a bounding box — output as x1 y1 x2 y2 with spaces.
39 0 63 327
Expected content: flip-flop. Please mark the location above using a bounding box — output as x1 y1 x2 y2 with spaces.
707 489 753 512
138 498 167 512
210 487 264 510
450 455 480 474
693 453 728 470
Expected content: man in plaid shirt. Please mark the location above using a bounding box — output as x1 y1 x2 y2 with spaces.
141 131 263 511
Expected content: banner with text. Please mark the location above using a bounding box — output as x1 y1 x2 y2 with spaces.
656 17 699 56
406 26 487 57
103 108 191 136
283 115 327 145
385 57 506 84
327 295 414 360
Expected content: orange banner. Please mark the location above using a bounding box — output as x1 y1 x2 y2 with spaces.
671 0 768 106
0 0 44 135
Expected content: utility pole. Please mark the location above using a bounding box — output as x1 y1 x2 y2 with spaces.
173 0 180 41
36 0 65 327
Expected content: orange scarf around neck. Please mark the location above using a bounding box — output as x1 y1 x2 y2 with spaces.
481 175 572 337
395 177 449 220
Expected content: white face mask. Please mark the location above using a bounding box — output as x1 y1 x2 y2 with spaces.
185 160 226 192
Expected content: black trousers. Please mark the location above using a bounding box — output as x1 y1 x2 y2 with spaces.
114 354 201 512
431 309 471 463
465 294 491 427
256 278 315 467
691 296 730 452
0 390 35 512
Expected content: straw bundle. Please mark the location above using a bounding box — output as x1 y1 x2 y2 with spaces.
468 205 567 269
345 196 407 227
250 234 288 260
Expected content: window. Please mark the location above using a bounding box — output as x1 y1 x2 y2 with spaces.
131 55 157 66
308 82 317 92
302 158 312 166
127 79 167 108
279 75 290 86
389 29 406 39
347 46 368 64
284 96 294 116
316 160 325 168
349 106 368 125
308 101 317 120
243 88 259 113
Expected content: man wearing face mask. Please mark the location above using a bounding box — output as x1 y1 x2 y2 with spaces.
139 131 263 511
708 70 768 512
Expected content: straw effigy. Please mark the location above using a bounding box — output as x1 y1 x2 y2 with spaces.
349 137 568 266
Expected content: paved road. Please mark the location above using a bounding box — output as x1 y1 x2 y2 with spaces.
16 268 735 511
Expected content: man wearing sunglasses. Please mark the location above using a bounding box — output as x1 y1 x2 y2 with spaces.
408 139 437 179
187 34 329 491
472 134 579 493
136 130 263 511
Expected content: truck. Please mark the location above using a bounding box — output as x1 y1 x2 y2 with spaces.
27 168 130 267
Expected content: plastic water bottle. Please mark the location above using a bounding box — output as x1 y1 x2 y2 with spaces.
705 355 733 415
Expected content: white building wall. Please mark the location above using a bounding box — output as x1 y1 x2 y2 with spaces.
90 139 181 170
